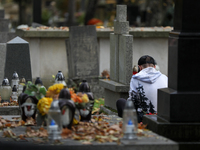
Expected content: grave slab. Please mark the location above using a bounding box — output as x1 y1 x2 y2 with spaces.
143 115 200 142
0 115 178 150
4 36 32 81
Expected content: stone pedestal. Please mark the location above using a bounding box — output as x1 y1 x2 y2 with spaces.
99 79 129 109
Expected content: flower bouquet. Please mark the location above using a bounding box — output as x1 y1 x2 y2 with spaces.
69 88 92 122
36 83 64 125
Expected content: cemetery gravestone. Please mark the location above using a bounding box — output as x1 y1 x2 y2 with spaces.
66 25 99 79
0 10 16 43
4 36 32 82
100 5 133 109
143 0 200 149
66 25 102 98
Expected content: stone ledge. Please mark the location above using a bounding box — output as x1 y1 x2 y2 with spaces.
0 106 20 115
16 28 171 38
0 125 178 150
99 79 129 92
100 106 118 116
143 115 200 142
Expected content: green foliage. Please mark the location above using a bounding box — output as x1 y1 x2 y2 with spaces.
42 9 51 25
24 82 47 100
92 98 105 111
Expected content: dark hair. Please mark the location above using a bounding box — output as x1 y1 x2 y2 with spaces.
138 55 157 66
138 55 157 72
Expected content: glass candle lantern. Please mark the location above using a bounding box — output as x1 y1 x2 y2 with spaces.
47 100 62 140
18 77 26 95
0 78 12 103
35 77 43 86
11 85 18 101
58 88 75 129
122 100 138 140
55 71 67 86
11 71 19 89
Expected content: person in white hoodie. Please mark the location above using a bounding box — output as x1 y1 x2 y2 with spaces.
116 55 168 122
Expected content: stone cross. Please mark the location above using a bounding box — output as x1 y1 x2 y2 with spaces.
110 5 133 84
4 36 32 82
100 5 133 109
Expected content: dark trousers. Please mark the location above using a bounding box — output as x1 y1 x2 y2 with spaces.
116 98 126 118
116 98 143 123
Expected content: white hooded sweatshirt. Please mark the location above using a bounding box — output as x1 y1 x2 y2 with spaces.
128 67 168 113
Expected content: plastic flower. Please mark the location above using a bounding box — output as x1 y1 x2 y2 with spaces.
37 97 53 116
46 83 64 97
82 94 89 103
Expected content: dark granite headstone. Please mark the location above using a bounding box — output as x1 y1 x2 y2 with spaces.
0 19 9 32
0 32 16 43
0 10 4 18
143 0 200 148
4 36 32 81
66 25 99 79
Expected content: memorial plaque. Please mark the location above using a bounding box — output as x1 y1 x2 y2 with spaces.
66 25 99 78
0 43 6 82
4 36 32 81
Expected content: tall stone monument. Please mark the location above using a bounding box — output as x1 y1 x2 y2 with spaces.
143 0 200 149
4 36 32 82
0 10 16 82
0 10 16 43
99 5 133 109
66 25 101 98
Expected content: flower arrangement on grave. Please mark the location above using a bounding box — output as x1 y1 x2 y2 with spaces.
69 88 93 122
37 83 64 116
17 81 47 122
69 88 90 109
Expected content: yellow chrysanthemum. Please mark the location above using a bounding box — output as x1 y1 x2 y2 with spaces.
47 83 64 95
37 97 53 116
82 94 89 103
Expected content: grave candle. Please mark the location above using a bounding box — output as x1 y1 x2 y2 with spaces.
0 78 12 103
